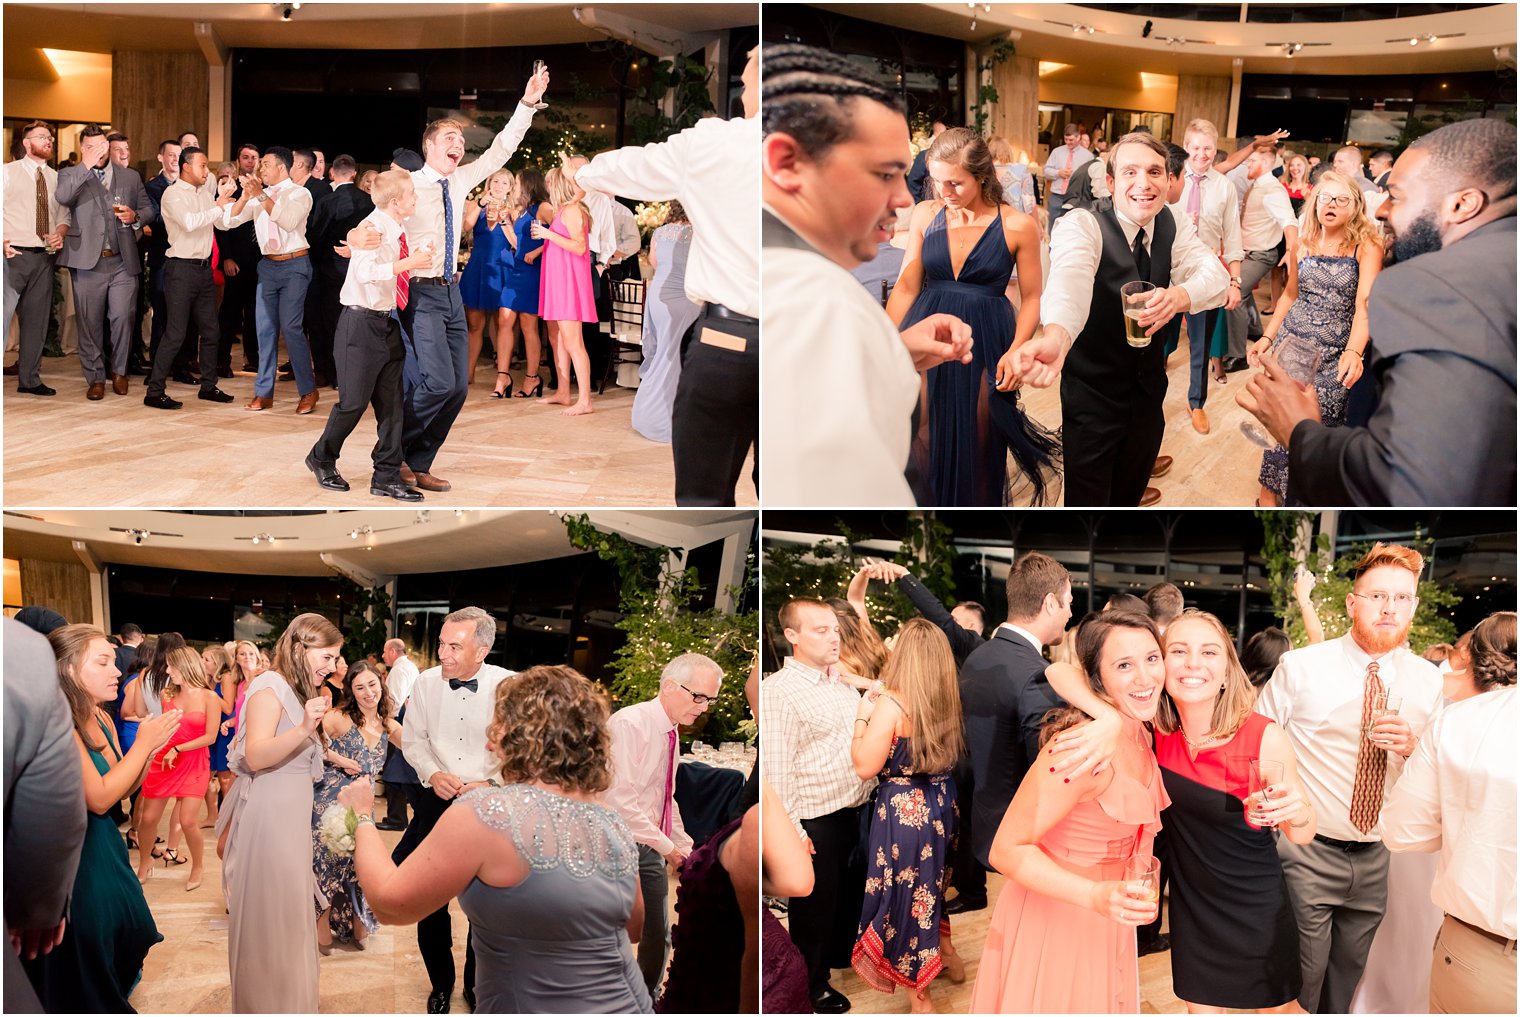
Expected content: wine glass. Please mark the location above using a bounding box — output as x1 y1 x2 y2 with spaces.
1124 854 1161 914
1248 759 1284 826
1241 336 1323 448
529 59 549 110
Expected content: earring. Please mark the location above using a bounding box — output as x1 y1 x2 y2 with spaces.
1219 683 1226 692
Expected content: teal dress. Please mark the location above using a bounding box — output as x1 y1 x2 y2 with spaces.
22 718 164 1012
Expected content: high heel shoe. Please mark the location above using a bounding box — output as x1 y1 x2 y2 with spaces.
186 873 202 892
163 848 187 866
514 373 543 398
490 371 513 399
317 940 333 956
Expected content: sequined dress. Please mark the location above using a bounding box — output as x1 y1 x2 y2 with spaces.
311 723 389 941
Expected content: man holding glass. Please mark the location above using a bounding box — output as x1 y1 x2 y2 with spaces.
1255 542 1443 1013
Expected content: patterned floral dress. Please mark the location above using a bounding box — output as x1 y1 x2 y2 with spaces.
310 723 389 940
851 735 957 994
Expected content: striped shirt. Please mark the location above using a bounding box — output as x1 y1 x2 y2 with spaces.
761 656 875 839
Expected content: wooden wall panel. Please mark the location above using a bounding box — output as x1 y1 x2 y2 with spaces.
111 51 209 177
18 558 93 628
1172 74 1232 144
989 53 1040 162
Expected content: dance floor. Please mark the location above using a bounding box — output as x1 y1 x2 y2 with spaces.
3 349 754 507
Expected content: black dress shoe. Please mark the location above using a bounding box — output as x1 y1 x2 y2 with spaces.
306 453 350 492
240 361 258 373
427 990 450 1014
199 388 235 402
171 370 199 385
143 393 182 410
944 894 987 915
375 818 407 831
217 366 234 379
1138 932 1171 956
1222 356 1249 373
127 363 149 376
811 985 851 1013
17 383 56 396
371 478 423 502
463 986 476 1012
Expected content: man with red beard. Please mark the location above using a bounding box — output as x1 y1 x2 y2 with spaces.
1255 542 1444 1013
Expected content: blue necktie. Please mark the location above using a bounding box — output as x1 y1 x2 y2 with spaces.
93 167 106 185
440 177 454 278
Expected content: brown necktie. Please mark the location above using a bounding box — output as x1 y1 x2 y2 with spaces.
35 169 50 241
1349 661 1387 834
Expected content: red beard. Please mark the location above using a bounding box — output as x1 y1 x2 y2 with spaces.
1350 616 1411 657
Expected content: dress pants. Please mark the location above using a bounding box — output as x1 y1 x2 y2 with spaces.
254 255 315 398
1226 248 1278 359
393 787 475 995
70 255 138 383
218 260 259 371
1278 836 1390 1014
309 269 344 385
148 258 221 399
399 280 469 475
147 259 194 374
3 250 56 388
949 758 986 904
310 306 405 482
635 844 671 996
671 305 758 506
792 803 869 996
1059 374 1166 506
1429 915 1517 1014
1181 308 1217 410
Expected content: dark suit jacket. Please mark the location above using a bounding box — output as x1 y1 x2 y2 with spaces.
144 172 173 269
218 178 261 277
1288 216 1517 506
308 182 375 283
896 573 984 665
959 627 1064 870
54 163 154 271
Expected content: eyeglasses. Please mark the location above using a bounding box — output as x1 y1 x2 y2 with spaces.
24 133 53 144
1315 193 1353 208
1352 591 1418 609
679 683 713 706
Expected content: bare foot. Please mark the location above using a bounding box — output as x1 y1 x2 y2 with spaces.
910 987 936 1014
561 402 594 417
543 390 573 406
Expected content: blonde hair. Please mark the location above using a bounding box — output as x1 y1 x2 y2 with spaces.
987 135 1015 164
878 618 965 774
1151 610 1256 740
166 646 213 693
828 600 887 680
370 168 412 210
544 168 590 234
1184 118 1219 142
202 644 234 690
1300 170 1378 258
232 639 261 683
1285 153 1309 185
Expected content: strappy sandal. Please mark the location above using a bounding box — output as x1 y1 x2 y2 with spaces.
164 848 188 866
490 371 513 399
514 373 543 398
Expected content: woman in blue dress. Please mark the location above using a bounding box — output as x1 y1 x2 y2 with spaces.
497 166 551 398
1247 170 1382 506
460 169 516 392
201 643 237 828
887 128 1059 506
632 202 700 443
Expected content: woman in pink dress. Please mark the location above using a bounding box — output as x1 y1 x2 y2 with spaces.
135 647 221 892
533 167 598 417
969 611 1169 1014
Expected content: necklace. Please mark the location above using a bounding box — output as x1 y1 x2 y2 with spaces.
1181 726 1220 753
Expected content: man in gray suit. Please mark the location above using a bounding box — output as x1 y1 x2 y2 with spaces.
1240 118 1516 506
3 618 86 1013
54 124 155 400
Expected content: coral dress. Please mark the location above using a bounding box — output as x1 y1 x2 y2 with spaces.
537 208 597 323
969 740 1169 1013
141 710 210 799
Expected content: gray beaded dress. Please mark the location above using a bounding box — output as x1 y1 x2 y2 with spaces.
457 784 652 1014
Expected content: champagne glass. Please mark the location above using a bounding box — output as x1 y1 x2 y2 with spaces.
1248 759 1284 827
1124 854 1161 911
1120 281 1156 348
1364 692 1402 742
1241 336 1323 447
529 59 549 110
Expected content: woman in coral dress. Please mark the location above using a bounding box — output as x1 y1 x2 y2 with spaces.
534 167 598 417
970 611 1169 1014
135 646 221 892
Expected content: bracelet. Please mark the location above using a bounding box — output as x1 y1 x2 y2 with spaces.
1346 349 1363 360
1228 279 1241 287
354 814 375 828
854 718 869 726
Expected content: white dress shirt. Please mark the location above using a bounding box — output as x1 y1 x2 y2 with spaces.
997 622 1044 655
1168 166 1243 264
1043 143 1095 197
1240 172 1298 253
225 177 311 256
385 654 420 710
1383 686 1516 939
575 116 760 318
581 189 620 266
3 157 71 245
1256 634 1444 842
761 657 875 839
339 209 406 311
609 201 641 262
605 698 693 858
405 103 534 279
401 662 513 786
761 208 918 506
1041 204 1230 346
160 179 231 260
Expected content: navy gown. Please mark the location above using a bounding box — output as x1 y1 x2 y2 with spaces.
904 205 1060 506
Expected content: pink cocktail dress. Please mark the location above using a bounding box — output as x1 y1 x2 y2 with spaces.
537 209 597 323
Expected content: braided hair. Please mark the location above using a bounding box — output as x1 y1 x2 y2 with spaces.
762 43 905 158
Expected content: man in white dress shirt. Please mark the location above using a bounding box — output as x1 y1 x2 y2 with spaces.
397 606 512 1015
378 636 422 831
1010 132 1229 506
606 652 723 996
1226 148 1299 362
4 121 71 396
1043 123 1095 226
1256 542 1444 1014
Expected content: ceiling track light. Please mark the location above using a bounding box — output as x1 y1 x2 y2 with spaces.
348 525 374 540
413 510 431 525
250 532 275 545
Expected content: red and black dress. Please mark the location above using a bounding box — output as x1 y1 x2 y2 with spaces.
1154 711 1301 1009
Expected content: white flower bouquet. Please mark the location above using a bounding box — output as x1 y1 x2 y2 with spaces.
634 201 670 239
318 803 359 856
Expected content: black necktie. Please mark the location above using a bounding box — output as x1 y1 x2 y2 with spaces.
1132 228 1151 280
448 677 478 693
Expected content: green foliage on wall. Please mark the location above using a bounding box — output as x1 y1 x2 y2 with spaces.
1291 535 1461 653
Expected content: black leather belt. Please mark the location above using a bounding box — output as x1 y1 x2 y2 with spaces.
168 256 212 267
411 274 456 287
702 302 757 325
11 246 47 254
344 305 393 320
1314 833 1379 853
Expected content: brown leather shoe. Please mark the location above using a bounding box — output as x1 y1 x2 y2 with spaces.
412 472 452 493
245 396 274 411
87 381 105 401
111 374 129 396
296 390 320 415
1150 455 1173 479
1140 486 1162 507
1190 408 1210 435
399 465 417 485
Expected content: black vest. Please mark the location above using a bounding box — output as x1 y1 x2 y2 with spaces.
1066 200 1175 399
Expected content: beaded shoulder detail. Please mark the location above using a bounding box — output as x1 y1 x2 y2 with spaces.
461 784 639 879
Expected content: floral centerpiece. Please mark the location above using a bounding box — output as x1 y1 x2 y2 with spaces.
634 201 671 241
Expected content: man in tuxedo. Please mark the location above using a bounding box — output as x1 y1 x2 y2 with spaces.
1241 118 1516 506
54 124 155 400
958 551 1074 893
306 154 374 388
1010 132 1229 505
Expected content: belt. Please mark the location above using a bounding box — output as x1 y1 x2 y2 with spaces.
264 249 308 262
702 302 757 326
10 246 47 254
100 249 118 258
168 255 212 267
343 305 394 320
1448 914 1516 949
1313 833 1380 853
411 274 456 287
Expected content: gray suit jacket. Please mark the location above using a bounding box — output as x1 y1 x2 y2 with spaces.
1289 216 1517 506
3 619 86 1013
54 163 154 271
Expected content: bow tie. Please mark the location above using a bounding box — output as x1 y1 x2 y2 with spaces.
448 678 478 693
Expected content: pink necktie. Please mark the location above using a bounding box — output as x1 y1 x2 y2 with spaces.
396 232 410 311
1059 146 1073 195
660 727 677 838
1187 173 1205 224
